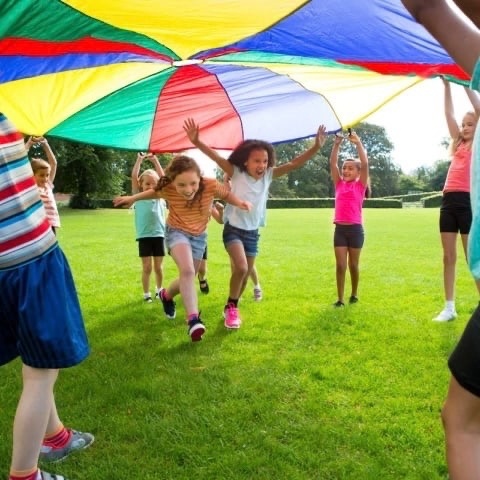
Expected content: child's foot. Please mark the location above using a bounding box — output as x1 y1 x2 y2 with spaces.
144 294 153 303
39 429 94 463
333 300 345 307
188 315 206 342
199 278 209 294
433 307 457 322
349 295 359 304
253 287 263 301
160 288 176 319
224 303 241 329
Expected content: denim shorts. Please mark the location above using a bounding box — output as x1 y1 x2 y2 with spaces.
223 222 260 257
166 226 207 261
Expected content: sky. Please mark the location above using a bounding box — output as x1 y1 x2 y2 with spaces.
368 79 472 173
188 79 473 178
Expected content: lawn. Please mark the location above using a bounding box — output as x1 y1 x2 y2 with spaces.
0 208 475 480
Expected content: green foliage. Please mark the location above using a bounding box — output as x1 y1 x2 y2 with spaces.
423 193 443 208
2 208 465 479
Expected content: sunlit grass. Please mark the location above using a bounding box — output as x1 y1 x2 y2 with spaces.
1 208 475 479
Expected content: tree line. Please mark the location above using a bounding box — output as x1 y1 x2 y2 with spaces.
33 122 451 207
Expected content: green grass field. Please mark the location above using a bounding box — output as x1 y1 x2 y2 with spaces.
0 208 475 479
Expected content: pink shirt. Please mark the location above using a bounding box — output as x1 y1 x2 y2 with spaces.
444 142 471 193
38 181 61 228
334 179 366 225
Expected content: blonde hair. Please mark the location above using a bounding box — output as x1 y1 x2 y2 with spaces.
31 158 50 173
450 110 478 155
138 168 160 189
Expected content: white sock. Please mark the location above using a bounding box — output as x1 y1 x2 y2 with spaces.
144 292 151 298
254 284 261 290
445 300 455 311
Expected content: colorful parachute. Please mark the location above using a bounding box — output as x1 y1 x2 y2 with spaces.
0 0 470 152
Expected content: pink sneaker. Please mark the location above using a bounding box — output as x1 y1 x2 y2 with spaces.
224 303 241 329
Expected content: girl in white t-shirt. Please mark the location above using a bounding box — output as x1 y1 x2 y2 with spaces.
184 118 327 329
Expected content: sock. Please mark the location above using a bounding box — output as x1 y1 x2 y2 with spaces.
156 287 162 294
43 425 71 449
188 313 199 322
161 289 172 301
227 298 238 307
9 468 40 480
254 284 261 290
144 292 151 299
445 300 455 311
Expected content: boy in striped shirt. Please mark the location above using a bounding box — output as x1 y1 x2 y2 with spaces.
0 114 92 480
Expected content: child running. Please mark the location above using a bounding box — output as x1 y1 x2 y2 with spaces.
329 130 369 307
131 152 167 303
26 136 61 234
114 155 252 342
184 118 327 329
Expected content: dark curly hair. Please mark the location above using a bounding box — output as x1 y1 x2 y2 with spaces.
157 155 205 207
228 139 275 172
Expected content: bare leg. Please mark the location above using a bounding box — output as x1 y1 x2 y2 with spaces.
11 366 59 471
197 259 207 281
141 256 153 294
441 232 458 302
153 256 164 290
334 246 348 303
442 376 480 479
250 265 260 286
227 242 249 299
169 243 201 317
348 247 362 297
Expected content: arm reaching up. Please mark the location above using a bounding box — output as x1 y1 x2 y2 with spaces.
183 118 234 177
272 124 327 179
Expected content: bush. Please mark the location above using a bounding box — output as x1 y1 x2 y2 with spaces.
69 195 98 209
423 193 443 208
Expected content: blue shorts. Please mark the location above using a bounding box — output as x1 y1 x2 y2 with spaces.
166 226 207 261
0 246 90 369
223 222 260 257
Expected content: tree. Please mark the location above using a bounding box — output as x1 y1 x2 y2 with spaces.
272 122 399 198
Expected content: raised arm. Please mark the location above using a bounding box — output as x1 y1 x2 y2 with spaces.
443 79 460 140
400 0 480 76
183 118 234 177
329 134 343 184
273 124 327 179
131 153 144 193
349 132 369 186
465 86 480 116
148 153 165 178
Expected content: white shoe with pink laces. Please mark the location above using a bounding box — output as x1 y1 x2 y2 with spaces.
224 303 241 329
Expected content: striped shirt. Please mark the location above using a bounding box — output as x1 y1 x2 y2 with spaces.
0 114 57 270
157 177 230 236
38 181 61 228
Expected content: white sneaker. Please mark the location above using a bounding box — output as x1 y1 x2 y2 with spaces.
433 308 457 322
